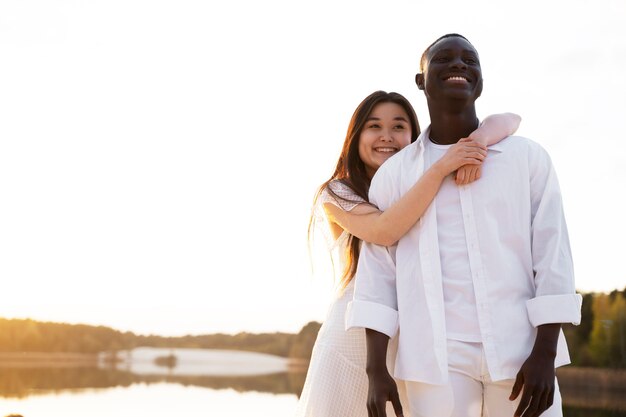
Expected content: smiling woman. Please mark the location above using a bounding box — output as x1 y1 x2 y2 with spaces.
357 102 413 180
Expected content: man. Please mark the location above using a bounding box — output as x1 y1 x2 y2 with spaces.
346 34 582 417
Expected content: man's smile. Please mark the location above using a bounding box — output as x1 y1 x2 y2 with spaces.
444 75 470 83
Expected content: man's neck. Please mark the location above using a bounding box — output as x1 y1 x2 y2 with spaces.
427 103 479 145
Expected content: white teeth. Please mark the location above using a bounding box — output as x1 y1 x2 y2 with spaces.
375 148 396 153
447 76 468 82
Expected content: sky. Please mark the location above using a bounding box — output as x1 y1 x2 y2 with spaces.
1 0 625 337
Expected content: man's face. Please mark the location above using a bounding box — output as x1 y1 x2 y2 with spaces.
418 36 483 102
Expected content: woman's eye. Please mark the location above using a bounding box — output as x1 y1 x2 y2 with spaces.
394 125 405 130
367 124 380 129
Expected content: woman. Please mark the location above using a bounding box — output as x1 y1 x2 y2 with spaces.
295 91 520 417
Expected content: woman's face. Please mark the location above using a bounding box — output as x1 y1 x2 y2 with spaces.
358 102 412 179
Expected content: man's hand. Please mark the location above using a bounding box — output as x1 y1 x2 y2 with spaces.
365 329 403 417
366 369 403 417
509 324 560 417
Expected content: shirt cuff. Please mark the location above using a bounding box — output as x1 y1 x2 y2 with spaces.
526 293 583 327
345 300 399 338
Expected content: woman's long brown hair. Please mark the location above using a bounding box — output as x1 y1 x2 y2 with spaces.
308 91 420 289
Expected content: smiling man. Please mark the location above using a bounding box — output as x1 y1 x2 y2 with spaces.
346 34 582 417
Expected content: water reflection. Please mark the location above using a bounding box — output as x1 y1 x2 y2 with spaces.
0 348 624 417
0 366 306 399
561 385 626 416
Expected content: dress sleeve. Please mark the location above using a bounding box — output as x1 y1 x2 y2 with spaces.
319 180 367 212
311 180 366 252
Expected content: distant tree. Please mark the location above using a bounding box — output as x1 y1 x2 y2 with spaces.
579 292 594 343
608 286 626 302
563 292 595 366
609 295 626 367
588 292 626 368
289 321 322 359
589 294 612 366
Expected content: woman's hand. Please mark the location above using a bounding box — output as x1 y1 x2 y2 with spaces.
455 164 482 185
433 138 487 181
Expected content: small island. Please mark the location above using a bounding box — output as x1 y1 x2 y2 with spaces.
154 353 178 368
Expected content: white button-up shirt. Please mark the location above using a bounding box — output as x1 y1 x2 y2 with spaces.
346 127 583 384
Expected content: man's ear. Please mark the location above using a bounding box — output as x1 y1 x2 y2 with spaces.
415 73 425 90
475 77 483 99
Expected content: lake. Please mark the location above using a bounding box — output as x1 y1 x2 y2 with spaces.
0 348 624 417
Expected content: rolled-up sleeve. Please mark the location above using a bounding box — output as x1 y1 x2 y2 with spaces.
527 294 582 327
526 142 582 326
346 241 399 337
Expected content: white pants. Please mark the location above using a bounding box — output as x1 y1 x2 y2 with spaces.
399 340 563 417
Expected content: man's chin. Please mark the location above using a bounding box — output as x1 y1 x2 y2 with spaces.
441 87 479 100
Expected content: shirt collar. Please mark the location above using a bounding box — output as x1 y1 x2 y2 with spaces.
418 125 506 153
414 126 429 150
488 141 506 153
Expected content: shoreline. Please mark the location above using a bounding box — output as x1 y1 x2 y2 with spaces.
557 366 626 391
1 351 625 388
0 352 98 367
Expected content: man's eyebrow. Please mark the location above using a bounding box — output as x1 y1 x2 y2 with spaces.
432 48 478 56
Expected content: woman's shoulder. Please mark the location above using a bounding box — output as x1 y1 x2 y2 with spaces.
326 179 355 195
320 180 366 211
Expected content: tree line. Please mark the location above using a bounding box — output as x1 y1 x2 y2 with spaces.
0 317 317 359
0 367 306 399
564 288 626 368
1 288 624 367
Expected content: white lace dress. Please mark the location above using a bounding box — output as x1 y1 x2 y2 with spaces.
294 181 370 417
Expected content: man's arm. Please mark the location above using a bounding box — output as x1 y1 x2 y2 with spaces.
345 166 403 417
511 142 582 417
525 144 581 325
348 240 402 417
